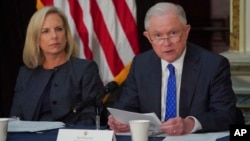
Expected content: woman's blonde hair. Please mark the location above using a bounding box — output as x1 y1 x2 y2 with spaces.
23 6 79 68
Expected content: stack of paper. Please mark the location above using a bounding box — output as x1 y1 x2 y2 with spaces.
8 120 65 132
107 107 162 131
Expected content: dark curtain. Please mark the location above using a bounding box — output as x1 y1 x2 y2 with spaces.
0 0 36 117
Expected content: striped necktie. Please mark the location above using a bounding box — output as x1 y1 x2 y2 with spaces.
165 64 176 121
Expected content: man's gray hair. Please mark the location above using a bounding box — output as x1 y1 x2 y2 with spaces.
144 2 187 30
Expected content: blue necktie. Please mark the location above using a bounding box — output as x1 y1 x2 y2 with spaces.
165 64 176 121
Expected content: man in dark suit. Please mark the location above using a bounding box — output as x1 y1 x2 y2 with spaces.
108 2 244 135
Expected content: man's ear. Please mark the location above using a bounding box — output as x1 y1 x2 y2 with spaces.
143 31 151 42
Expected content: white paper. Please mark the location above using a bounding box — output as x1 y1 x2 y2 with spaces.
57 129 116 141
115 130 167 137
107 107 162 131
163 131 229 141
8 120 65 132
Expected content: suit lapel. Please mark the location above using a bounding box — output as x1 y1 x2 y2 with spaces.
22 69 53 120
148 52 162 118
179 44 201 117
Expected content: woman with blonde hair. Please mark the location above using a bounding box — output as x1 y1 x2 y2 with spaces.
10 6 103 125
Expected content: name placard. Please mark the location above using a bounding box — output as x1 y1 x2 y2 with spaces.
56 129 116 141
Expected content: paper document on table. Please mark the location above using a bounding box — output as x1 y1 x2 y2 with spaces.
8 120 65 132
107 107 162 131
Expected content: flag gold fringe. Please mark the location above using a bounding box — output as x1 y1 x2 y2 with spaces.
36 0 44 10
103 62 132 103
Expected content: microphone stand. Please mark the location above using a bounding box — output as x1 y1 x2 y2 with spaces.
95 95 101 130
64 81 118 127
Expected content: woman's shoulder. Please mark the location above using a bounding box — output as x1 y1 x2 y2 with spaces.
69 57 98 68
18 65 33 73
16 65 37 82
70 57 95 64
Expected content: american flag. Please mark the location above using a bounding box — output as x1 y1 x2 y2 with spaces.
36 0 140 85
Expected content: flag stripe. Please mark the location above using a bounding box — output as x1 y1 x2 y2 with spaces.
68 0 93 59
96 1 134 66
40 0 53 6
112 0 140 55
90 0 124 76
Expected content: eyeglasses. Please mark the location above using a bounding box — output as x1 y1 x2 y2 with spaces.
149 30 183 45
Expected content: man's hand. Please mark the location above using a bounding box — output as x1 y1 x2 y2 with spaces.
107 115 130 133
160 116 195 136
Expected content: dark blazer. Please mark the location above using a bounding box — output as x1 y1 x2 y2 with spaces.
10 57 103 125
114 42 244 132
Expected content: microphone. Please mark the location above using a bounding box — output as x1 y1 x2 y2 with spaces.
72 81 119 113
102 62 131 103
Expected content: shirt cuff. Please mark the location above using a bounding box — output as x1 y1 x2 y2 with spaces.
186 116 202 133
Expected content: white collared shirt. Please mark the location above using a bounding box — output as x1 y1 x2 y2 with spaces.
160 48 202 133
160 48 186 121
